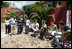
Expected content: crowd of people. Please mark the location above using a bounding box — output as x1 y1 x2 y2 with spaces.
5 15 71 48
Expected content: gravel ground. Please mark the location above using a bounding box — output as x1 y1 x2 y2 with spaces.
1 33 53 48
1 23 53 48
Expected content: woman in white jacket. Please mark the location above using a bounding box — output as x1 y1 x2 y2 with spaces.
5 17 11 34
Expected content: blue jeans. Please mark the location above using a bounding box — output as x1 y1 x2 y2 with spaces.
55 35 62 48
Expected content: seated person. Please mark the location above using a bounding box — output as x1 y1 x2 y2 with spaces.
51 21 71 48
39 22 47 40
47 22 57 39
31 19 40 37
48 21 57 30
29 20 35 32
58 21 71 48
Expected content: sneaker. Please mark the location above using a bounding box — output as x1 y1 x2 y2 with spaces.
31 34 36 37
25 33 28 34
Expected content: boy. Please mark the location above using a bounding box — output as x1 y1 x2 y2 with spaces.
25 17 30 34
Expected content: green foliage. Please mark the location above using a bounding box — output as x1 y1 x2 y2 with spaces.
1 1 10 8
14 8 22 11
23 14 28 18
66 1 71 10
6 9 18 20
9 13 15 18
22 1 55 25
4 16 7 19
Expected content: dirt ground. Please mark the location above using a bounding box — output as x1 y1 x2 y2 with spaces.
1 23 53 48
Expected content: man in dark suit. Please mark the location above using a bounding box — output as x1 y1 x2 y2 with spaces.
17 15 24 34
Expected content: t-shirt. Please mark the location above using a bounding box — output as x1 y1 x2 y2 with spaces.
48 24 57 31
53 24 57 31
5 19 10 25
10 18 16 24
32 23 39 31
26 19 30 26
43 24 47 28
31 23 35 28
35 23 39 29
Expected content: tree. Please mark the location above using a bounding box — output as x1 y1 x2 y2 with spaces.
22 1 55 27
1 1 10 8
66 1 71 10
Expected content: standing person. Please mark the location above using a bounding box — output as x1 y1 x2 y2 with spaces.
10 16 17 35
5 17 11 34
20 15 25 33
25 17 30 34
17 16 24 34
24 16 27 27
20 15 24 26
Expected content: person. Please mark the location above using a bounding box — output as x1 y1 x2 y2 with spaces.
9 16 17 35
31 19 40 37
25 17 30 34
20 15 25 33
24 16 28 27
48 22 57 31
51 31 62 48
17 16 24 34
47 22 57 40
39 22 47 40
58 21 71 48
5 17 11 34
51 21 71 48
20 15 24 26
29 19 34 32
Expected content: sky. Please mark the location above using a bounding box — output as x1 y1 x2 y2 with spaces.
3 1 38 9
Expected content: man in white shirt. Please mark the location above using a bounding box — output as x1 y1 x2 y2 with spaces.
10 16 17 34
25 17 30 34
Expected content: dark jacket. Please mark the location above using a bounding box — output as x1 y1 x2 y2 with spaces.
17 18 24 26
